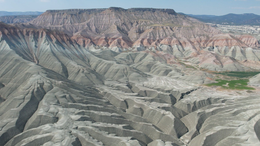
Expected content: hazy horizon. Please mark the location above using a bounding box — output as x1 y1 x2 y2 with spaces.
0 0 260 15
0 8 260 17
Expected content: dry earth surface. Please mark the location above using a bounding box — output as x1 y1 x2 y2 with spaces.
0 8 260 146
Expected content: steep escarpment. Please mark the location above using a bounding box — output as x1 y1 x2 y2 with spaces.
25 7 260 72
28 7 259 50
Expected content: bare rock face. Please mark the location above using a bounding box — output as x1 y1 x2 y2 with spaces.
0 8 260 146
24 7 260 71
27 7 259 49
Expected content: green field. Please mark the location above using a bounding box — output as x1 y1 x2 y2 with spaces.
206 79 255 90
215 71 260 78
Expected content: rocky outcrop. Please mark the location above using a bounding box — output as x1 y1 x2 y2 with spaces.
27 7 259 49
22 7 260 72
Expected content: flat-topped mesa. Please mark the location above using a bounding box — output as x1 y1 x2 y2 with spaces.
45 7 176 15
45 8 106 14
27 7 259 49
34 7 179 26
128 8 176 14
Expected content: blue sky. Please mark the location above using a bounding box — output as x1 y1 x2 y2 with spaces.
0 0 260 15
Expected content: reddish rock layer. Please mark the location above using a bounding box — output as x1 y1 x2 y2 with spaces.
27 7 259 49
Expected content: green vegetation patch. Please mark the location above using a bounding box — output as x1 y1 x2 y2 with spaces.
215 71 260 78
206 79 255 90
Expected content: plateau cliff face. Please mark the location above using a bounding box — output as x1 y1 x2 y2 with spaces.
25 8 260 72
28 7 259 49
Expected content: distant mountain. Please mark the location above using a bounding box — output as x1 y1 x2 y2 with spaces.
27 8 259 50
186 13 260 25
0 15 39 24
179 13 216 20
0 11 43 16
